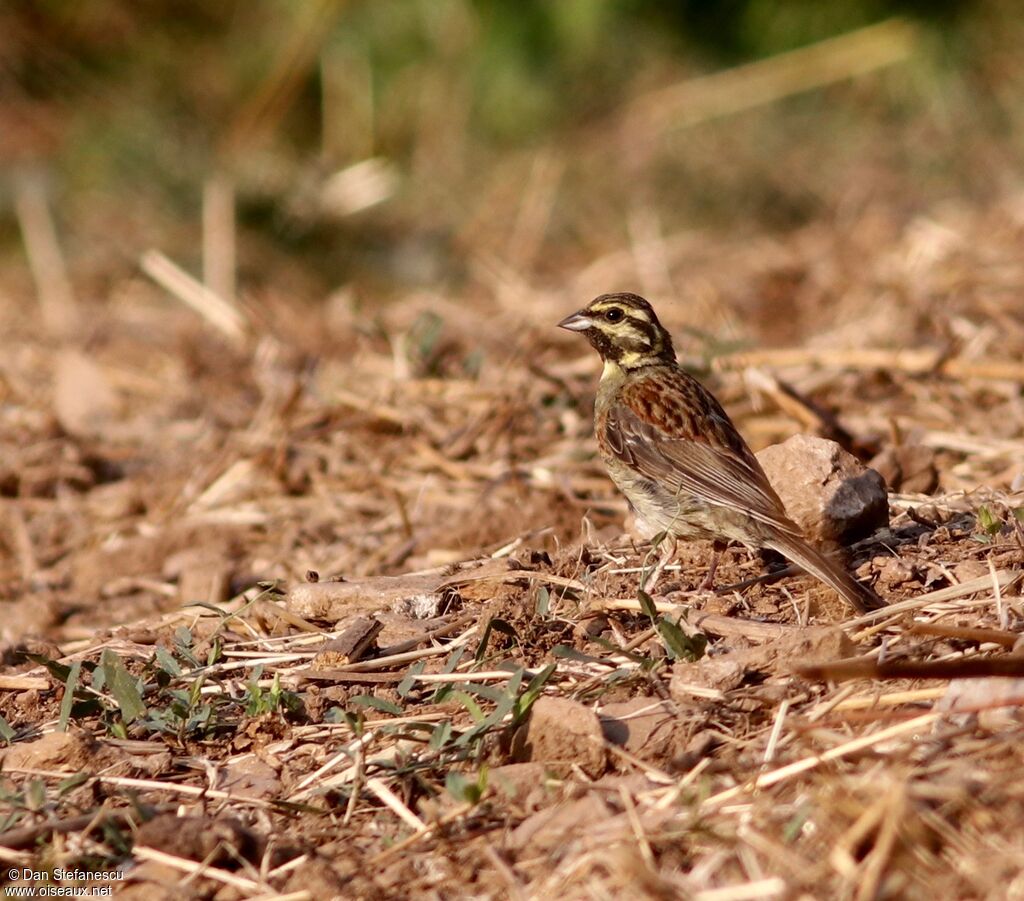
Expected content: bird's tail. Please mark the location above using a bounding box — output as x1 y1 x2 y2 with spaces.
765 535 884 614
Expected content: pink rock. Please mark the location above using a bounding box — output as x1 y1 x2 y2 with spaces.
756 435 888 545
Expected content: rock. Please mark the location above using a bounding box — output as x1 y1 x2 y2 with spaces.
756 435 889 544
0 730 101 771
869 444 939 494
875 557 920 588
218 755 283 800
286 573 441 622
1 595 61 642
511 696 606 778
938 678 1024 730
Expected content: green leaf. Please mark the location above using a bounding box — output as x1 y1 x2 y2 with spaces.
348 695 403 716
442 647 465 674
445 771 473 802
429 720 452 750
446 768 487 804
186 705 214 733
552 644 611 666
504 667 524 697
0 713 14 743
977 505 1001 536
26 779 47 811
171 629 200 668
58 661 82 732
397 661 425 698
455 693 515 748
102 816 133 855
474 617 518 663
154 647 182 677
637 589 658 622
188 675 205 708
535 586 550 616
431 648 466 704
24 653 72 683
522 663 555 699
783 804 812 844
57 772 89 796
0 807 23 832
460 683 506 704
656 618 707 662
515 663 555 721
449 690 485 723
592 636 650 664
101 650 147 724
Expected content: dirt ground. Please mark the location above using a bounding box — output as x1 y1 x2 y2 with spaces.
1 193 1024 899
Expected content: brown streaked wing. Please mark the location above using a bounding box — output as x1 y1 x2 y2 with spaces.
604 370 802 538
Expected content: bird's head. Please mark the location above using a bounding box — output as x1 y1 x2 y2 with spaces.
558 293 675 371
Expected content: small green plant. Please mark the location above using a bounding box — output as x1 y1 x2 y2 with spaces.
446 767 488 805
638 589 708 662
243 668 303 716
973 503 1023 543
0 773 87 832
30 630 302 744
976 504 1002 539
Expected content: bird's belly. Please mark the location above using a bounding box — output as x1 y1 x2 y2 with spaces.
611 471 724 541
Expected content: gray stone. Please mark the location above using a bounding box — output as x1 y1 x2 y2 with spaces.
756 435 889 545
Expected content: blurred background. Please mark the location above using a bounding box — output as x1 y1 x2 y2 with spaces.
2 0 1018 309
2 0 1024 606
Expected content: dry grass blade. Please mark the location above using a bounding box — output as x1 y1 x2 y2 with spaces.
715 346 1024 382
140 249 248 344
365 777 426 831
627 18 916 134
797 654 1024 682
694 880 787 901
846 570 1020 631
702 712 941 809
13 175 77 335
132 846 265 892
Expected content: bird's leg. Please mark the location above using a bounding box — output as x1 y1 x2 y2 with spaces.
698 540 727 592
641 536 677 594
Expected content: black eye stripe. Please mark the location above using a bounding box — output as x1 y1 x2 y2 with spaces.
624 315 653 334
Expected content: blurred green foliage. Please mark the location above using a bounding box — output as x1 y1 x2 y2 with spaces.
0 0 1018 291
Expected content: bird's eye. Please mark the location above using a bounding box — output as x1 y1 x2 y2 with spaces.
604 308 624 323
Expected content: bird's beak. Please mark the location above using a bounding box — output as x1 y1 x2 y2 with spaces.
557 310 593 332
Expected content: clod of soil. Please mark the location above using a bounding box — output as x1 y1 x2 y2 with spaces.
511 695 607 778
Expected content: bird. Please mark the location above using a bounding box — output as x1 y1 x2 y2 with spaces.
558 292 884 614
